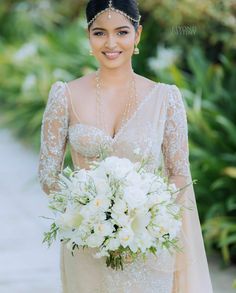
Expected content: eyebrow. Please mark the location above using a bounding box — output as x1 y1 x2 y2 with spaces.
92 26 131 31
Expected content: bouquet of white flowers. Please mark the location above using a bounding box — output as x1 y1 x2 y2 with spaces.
42 154 189 271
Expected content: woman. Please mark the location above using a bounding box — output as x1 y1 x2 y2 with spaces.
38 0 213 292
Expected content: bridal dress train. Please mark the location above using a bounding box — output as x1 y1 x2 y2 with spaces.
38 80 213 293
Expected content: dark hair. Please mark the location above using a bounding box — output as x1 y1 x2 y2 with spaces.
86 0 140 31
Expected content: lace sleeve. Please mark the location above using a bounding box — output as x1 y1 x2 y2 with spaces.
38 81 69 195
162 85 190 190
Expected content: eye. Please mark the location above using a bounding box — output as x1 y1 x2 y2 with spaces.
117 30 129 36
93 31 105 36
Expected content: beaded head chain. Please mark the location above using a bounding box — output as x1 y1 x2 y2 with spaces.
87 0 141 27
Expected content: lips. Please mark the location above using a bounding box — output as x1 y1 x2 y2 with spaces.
102 51 122 60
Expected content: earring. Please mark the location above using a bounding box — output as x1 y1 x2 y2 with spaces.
133 44 140 55
89 49 93 56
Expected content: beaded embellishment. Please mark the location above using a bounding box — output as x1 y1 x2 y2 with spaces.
87 0 141 27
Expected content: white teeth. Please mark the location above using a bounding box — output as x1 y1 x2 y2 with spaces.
105 53 119 55
102 52 122 59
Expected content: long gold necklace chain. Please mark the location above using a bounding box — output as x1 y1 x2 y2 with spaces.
95 70 108 132
95 69 138 136
95 71 103 130
121 74 138 128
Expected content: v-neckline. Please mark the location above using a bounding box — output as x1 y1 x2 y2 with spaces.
68 82 160 143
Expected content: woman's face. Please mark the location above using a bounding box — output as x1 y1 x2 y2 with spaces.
88 10 142 69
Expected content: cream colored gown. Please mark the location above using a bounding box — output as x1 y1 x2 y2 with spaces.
38 79 214 293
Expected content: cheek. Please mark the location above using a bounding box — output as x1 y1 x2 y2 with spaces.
90 41 99 50
120 37 135 50
89 35 135 53
121 43 135 55
89 36 103 49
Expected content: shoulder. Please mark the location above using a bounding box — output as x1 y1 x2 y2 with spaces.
46 81 68 111
134 73 157 88
134 74 182 98
158 83 185 108
66 72 94 93
49 72 94 98
161 84 187 119
157 83 182 97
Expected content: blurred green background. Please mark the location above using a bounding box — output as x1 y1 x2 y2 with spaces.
0 0 236 269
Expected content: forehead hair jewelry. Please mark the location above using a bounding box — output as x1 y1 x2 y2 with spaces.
108 0 112 19
87 0 141 27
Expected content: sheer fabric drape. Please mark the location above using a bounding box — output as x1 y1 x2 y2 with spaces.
38 80 213 293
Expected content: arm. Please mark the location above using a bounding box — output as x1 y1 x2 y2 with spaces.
38 81 69 195
161 85 190 198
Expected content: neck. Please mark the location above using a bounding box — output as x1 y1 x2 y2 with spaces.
97 63 134 89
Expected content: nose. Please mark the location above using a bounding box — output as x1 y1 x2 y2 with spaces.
105 35 117 49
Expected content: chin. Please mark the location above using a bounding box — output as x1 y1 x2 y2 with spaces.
101 63 123 70
98 59 132 70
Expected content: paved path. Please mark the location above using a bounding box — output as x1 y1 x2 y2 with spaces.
0 127 235 293
0 128 60 293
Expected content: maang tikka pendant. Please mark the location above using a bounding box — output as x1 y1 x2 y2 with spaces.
108 0 112 19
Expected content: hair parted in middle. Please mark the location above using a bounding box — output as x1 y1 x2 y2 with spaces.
86 0 141 31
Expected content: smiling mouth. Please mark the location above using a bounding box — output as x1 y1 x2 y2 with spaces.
102 51 122 60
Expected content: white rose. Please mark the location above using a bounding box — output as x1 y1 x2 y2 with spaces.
102 156 134 180
80 204 96 220
130 209 151 235
55 209 83 229
86 233 104 248
118 227 134 247
106 237 120 251
81 195 110 220
149 191 171 205
123 186 147 209
135 231 153 252
149 178 166 194
153 212 181 240
92 177 112 198
92 194 111 211
112 198 127 214
111 212 130 226
94 221 114 237
129 239 138 253
126 172 141 186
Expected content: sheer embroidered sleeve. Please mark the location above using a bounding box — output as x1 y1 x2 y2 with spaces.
162 85 190 190
38 81 69 195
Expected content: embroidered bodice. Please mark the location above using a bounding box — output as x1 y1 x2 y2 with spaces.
38 78 214 293
38 80 190 195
